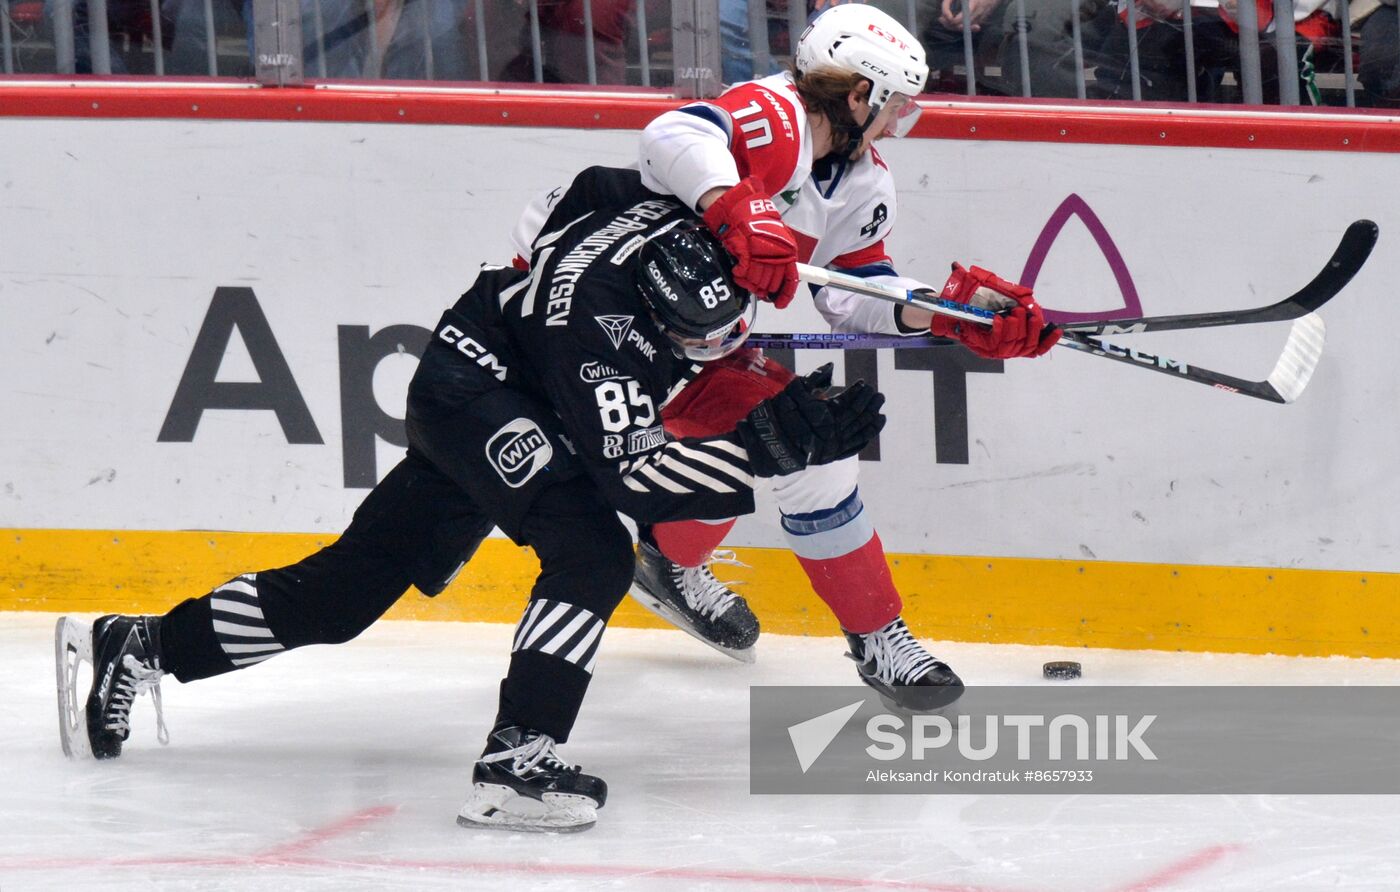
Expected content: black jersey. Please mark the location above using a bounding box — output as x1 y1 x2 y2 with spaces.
431 168 757 524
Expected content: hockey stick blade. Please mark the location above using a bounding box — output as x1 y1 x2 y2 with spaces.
1058 220 1377 335
1056 312 1326 404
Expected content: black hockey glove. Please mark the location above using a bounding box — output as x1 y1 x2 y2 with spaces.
734 364 839 478
810 379 886 465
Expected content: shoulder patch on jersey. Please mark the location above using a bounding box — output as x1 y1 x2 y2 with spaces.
860 203 889 239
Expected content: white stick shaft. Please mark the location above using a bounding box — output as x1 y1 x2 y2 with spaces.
795 262 995 327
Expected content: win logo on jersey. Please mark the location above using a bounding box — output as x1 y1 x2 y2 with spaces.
579 360 627 383
486 418 554 488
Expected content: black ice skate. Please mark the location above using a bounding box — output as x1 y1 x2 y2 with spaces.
55 614 168 759
457 724 607 833
627 540 759 663
845 617 963 713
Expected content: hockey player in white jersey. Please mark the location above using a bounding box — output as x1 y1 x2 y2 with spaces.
624 4 1060 706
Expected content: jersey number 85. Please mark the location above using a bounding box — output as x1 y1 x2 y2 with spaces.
595 380 656 433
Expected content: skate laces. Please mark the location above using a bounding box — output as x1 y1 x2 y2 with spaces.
862 619 943 686
486 732 576 776
107 654 169 746
675 550 748 620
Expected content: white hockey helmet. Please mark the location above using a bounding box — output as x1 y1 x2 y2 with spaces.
795 4 929 138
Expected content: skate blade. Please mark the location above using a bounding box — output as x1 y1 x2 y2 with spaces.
626 585 757 665
876 684 966 716
457 784 598 834
54 616 94 759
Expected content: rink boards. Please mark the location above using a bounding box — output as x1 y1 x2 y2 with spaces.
1 83 1398 657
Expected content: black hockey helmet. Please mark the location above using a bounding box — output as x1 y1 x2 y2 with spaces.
637 219 757 361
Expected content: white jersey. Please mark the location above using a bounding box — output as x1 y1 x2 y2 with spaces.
639 72 934 337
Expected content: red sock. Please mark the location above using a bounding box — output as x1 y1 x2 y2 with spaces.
652 518 737 568
794 533 902 635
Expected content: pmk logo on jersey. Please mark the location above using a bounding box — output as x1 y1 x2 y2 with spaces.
579 360 627 383
595 314 635 350
627 328 658 361
485 418 554 488
596 314 657 361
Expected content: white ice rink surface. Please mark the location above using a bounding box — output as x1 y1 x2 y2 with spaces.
4 611 1400 892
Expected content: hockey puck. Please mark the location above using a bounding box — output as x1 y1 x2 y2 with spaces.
1043 661 1082 680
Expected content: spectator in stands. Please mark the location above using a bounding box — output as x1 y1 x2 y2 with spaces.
298 0 473 79
492 0 643 85
1356 0 1400 104
719 0 781 83
52 0 174 73
994 0 1120 96
718 0 849 86
50 0 252 76
904 0 1009 87
1089 0 1338 104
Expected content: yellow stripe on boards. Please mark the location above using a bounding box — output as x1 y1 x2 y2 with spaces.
2 528 1394 659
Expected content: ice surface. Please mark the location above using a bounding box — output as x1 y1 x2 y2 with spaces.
4 612 1400 891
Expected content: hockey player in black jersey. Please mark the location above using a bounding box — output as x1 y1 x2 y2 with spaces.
54 167 886 833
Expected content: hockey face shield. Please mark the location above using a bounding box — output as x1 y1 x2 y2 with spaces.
637 220 757 362
883 94 922 138
663 301 757 362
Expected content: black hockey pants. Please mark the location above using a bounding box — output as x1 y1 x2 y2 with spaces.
157 334 636 742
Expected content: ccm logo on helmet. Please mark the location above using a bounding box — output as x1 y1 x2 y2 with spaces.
485 418 554 488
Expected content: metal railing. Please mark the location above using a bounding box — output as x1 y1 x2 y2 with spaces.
1 0 1396 107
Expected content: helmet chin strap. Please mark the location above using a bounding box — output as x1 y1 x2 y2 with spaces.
840 102 880 159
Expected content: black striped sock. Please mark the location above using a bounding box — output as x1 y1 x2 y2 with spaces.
208 574 286 667
511 598 606 674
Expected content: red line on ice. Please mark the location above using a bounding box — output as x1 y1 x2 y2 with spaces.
254 804 398 859
1113 844 1242 892
0 851 1027 891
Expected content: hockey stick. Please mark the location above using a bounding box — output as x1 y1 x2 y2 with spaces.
747 331 948 350
749 322 1326 403
1057 219 1378 335
1054 317 1325 404
794 244 1351 404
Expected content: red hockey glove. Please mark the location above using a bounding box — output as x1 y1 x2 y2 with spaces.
927 264 1061 359
702 178 800 309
